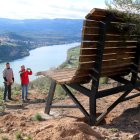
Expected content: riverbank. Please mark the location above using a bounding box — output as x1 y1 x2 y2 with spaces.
0 42 80 85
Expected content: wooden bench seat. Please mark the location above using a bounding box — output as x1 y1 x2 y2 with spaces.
37 8 140 125
38 68 91 84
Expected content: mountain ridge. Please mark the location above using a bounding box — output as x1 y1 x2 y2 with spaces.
0 18 83 62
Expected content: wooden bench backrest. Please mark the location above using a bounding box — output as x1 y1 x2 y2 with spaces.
77 8 139 78
65 8 140 84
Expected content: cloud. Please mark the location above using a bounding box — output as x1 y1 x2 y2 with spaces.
0 0 106 19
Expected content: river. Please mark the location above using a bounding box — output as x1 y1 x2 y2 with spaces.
0 42 80 86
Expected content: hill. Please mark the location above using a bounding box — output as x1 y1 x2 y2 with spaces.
0 18 82 44
0 18 83 62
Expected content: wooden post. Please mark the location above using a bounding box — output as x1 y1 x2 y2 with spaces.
45 80 56 114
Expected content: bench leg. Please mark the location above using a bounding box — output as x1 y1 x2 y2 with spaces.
45 80 56 114
95 89 132 125
136 88 140 92
61 85 90 122
89 92 97 126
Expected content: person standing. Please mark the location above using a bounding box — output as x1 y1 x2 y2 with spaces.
19 65 32 101
3 62 14 101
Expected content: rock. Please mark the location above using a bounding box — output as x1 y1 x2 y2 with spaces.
113 132 119 137
20 122 26 127
102 130 109 136
133 120 139 123
128 133 140 140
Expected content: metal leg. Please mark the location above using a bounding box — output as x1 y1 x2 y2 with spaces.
136 88 140 92
89 93 97 126
96 89 132 125
45 80 56 114
61 85 90 121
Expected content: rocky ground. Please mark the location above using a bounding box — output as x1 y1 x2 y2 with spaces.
0 83 139 140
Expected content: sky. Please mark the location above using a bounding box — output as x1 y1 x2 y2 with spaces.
0 0 106 19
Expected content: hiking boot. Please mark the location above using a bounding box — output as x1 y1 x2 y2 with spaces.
25 98 30 101
3 99 9 102
8 98 13 101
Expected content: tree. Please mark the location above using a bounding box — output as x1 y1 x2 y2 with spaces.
105 0 140 36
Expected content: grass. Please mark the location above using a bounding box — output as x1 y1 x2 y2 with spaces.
15 131 32 140
33 113 42 121
59 46 80 69
109 128 119 133
1 137 9 140
15 131 22 140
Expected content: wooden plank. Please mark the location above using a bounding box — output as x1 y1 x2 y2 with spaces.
101 67 131 74
79 55 96 62
86 14 123 22
75 69 91 75
83 19 129 29
102 58 135 66
83 25 136 35
79 53 135 63
82 27 100 34
82 34 100 41
105 35 138 41
51 73 88 80
80 47 136 56
103 53 135 60
102 63 133 69
67 76 91 84
79 59 134 70
54 75 91 84
104 42 137 48
86 15 106 22
86 8 109 17
47 69 91 83
52 68 76 73
101 70 129 77
49 71 76 79
82 41 137 48
79 62 95 69
90 66 131 77
83 20 100 27
83 34 138 42
37 68 77 76
103 47 136 54
82 41 98 48
50 70 91 79
80 48 97 55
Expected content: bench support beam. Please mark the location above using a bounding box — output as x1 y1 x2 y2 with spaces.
45 80 56 114
61 85 90 121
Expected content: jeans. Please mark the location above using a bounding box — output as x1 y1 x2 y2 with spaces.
22 84 28 100
3 83 11 100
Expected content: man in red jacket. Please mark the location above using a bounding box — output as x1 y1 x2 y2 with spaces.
19 65 32 101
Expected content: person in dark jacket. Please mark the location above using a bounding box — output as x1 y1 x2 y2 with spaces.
19 65 32 101
3 62 14 101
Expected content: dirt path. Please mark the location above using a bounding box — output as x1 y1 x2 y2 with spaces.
0 86 139 140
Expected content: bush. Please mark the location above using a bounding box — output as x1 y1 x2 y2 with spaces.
1 136 9 140
15 131 32 140
15 131 22 140
99 77 108 85
33 113 42 121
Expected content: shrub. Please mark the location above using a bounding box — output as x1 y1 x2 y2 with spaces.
15 131 22 140
1 136 9 140
33 113 42 121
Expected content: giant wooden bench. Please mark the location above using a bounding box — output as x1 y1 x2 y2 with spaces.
37 8 140 125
